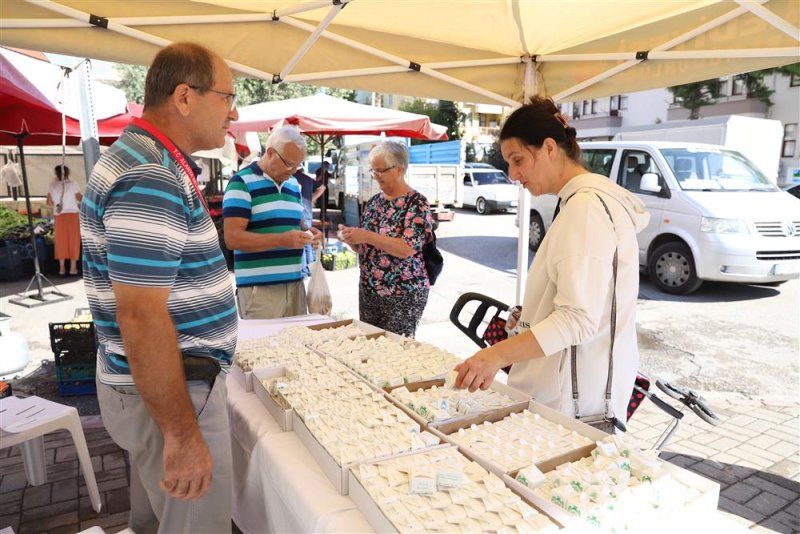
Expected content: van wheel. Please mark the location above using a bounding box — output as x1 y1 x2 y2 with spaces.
528 213 545 251
476 197 491 215
648 242 703 294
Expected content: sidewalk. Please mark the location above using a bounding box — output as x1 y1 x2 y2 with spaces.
0 216 797 532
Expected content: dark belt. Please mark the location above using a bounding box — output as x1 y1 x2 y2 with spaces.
182 354 221 386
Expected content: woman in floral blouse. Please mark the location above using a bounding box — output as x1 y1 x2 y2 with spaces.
339 141 434 337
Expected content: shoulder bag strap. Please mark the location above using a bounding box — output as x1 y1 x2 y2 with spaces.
571 192 618 420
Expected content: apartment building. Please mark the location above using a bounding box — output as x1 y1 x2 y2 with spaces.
561 71 799 184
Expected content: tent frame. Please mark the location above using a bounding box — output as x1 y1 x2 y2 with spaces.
9 0 799 110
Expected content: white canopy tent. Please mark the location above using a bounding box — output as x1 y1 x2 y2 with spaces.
3 0 797 298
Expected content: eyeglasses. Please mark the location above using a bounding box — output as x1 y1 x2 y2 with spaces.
369 166 396 178
272 148 301 170
188 85 238 110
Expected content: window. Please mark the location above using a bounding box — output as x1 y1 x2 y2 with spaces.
732 75 745 96
791 74 800 87
618 150 660 194
580 149 616 177
610 95 619 111
582 100 591 115
783 123 797 158
717 78 728 97
620 96 628 109
591 99 599 114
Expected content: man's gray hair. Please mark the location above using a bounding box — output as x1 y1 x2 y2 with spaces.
266 126 307 153
369 141 409 171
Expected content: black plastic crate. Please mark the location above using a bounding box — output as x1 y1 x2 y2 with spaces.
55 350 97 396
321 250 358 271
49 322 97 353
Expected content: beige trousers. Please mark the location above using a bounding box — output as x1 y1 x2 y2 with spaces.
236 280 307 319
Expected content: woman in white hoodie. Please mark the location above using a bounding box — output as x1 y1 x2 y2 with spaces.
454 97 650 431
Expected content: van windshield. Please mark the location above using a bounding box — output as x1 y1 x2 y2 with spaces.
661 148 778 192
472 171 511 185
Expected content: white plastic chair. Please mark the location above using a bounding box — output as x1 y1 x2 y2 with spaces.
0 395 102 513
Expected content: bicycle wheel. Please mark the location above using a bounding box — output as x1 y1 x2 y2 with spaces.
656 379 689 401
690 399 722 426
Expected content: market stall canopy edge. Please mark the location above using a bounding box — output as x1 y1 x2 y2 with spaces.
1 0 798 106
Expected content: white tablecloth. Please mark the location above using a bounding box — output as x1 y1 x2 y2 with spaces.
228 316 373 533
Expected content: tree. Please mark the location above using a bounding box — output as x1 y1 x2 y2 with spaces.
667 79 721 120
112 62 356 108
399 99 465 144
668 63 799 115
111 64 147 103
483 141 508 173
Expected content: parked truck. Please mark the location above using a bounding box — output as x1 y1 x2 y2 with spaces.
613 115 784 183
330 138 461 224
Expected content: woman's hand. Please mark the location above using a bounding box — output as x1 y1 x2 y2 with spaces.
453 346 505 392
338 224 370 246
309 227 323 248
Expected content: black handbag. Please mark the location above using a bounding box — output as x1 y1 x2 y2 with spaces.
422 231 443 285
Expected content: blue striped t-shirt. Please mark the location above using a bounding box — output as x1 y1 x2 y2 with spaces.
80 125 238 386
222 162 305 287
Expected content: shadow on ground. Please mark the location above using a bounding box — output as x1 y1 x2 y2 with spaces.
7 361 100 416
662 451 800 533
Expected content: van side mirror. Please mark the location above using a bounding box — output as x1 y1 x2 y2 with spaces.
640 173 662 194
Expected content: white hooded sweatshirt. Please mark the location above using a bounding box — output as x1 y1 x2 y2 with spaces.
508 173 650 423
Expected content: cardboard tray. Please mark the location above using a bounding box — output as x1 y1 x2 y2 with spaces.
384 378 531 433
506 441 721 531
347 444 565 533
428 399 607 478
292 409 432 495
306 318 385 338
229 363 253 392
251 367 294 432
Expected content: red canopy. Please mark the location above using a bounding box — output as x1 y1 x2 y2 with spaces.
0 49 130 146
229 93 448 140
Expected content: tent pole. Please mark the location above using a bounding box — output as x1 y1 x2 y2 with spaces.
9 135 72 308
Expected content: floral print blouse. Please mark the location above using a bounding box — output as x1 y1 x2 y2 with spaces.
358 190 434 296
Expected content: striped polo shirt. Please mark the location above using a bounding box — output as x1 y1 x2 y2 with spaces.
80 125 238 386
222 162 305 287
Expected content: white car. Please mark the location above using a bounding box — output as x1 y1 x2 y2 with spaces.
461 163 518 214
522 141 800 294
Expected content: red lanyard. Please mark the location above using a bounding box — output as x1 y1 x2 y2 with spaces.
130 117 209 213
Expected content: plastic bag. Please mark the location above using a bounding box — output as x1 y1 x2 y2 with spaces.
307 253 332 315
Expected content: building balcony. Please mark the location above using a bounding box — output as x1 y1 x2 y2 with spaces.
667 96 768 120
570 113 623 129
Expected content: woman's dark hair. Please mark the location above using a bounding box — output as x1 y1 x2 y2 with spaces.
499 96 581 162
144 42 215 109
54 165 70 180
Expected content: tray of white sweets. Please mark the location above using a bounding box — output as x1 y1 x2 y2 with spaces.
506 434 720 532
284 359 442 494
348 445 562 533
231 338 324 392
431 400 606 479
311 332 461 390
252 367 296 431
385 374 530 431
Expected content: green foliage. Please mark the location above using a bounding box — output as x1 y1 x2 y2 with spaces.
483 141 508 173
667 79 721 120
111 63 147 104
234 78 356 107
111 63 356 108
400 99 465 145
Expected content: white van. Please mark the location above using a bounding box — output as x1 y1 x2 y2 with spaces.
461 163 518 214
524 141 800 294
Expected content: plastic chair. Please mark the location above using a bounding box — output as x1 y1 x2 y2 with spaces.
0 395 102 513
